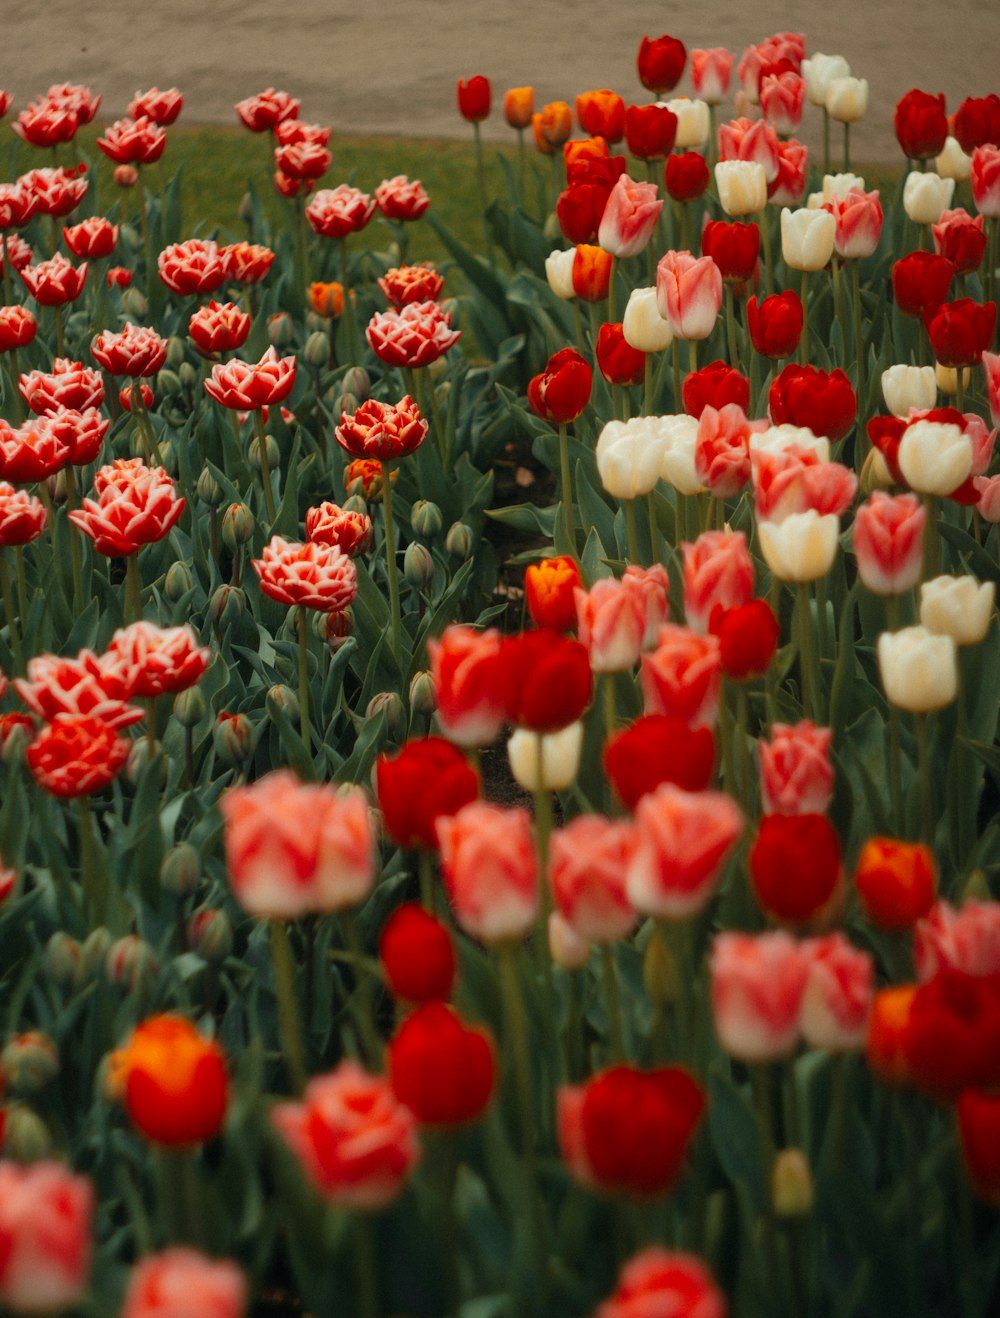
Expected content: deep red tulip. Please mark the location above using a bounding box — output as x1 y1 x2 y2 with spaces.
379 903 456 1003
499 629 593 733
924 299 997 368
683 360 750 419
624 104 678 161
892 250 955 317
903 969 1000 1101
710 599 779 680
932 210 987 276
596 322 646 386
527 348 593 425
768 363 857 441
456 76 491 124
750 813 842 926
637 35 687 96
376 737 480 851
576 90 626 143
664 151 710 203
556 182 611 245
893 89 948 160
953 94 1000 156
701 220 760 284
604 715 716 810
389 1003 495 1126
747 291 803 358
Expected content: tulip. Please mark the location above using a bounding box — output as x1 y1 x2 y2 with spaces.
959 1091 1000 1206
595 322 646 387
376 738 479 852
713 161 767 217
499 629 592 733
712 599 779 680
595 416 667 499
892 249 955 317
576 89 625 143
604 715 715 809
683 360 750 418
665 98 709 150
628 783 743 919
0 1161 92 1314
801 54 851 107
800 934 873 1051
769 140 809 208
549 814 637 943
598 175 662 259
374 175 431 222
379 903 456 1004
758 510 839 582
881 364 937 416
640 624 721 726
750 813 842 926
527 347 592 425
366 302 458 368
437 801 538 942
761 72 804 135
919 575 995 646
936 136 973 183
534 101 573 152
659 413 704 495
389 1002 496 1127
914 899 1000 980
624 104 677 161
826 77 868 124
121 1249 246 1318
110 1015 228 1146
759 720 834 816
954 94 1000 155
710 931 809 1062
690 48 733 104
235 88 300 132
503 86 534 129
894 89 948 160
854 839 936 932
545 248 576 300
656 251 722 340
780 206 835 271
622 286 673 353
575 576 647 671
456 76 490 123
427 625 505 747
878 626 958 711
596 1248 727 1318
767 363 857 441
664 151 711 203
828 188 883 261
692 408 757 501
751 424 829 462
702 220 760 283
898 419 971 494
971 145 1000 219
508 721 584 792
902 171 955 226
747 291 803 358
924 298 997 369
637 34 687 96
901 969 1000 1100
932 209 986 274
853 492 925 595
524 555 582 632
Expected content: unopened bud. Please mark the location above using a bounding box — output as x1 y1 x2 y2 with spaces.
155 441 178 477
0 715 33 763
3 1105 51 1161
409 670 436 716
166 336 186 369
303 330 329 368
121 287 149 319
341 366 370 401
772 1148 814 1218
81 927 113 979
160 842 200 896
173 685 206 729
164 559 194 602
248 432 279 472
321 608 353 651
410 500 443 538
1 1032 59 1094
126 735 166 784
114 164 139 189
178 361 199 391
105 935 159 992
403 542 434 587
214 712 255 767
642 927 679 1009
366 691 404 740
337 390 360 418
445 522 473 559
44 932 84 988
267 312 293 347
238 192 254 226
221 502 255 550
196 468 225 506
209 583 246 626
266 684 300 725
157 367 182 396
859 446 893 496
342 493 368 515
186 907 233 963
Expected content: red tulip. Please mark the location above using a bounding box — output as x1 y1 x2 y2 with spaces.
903 969 1000 1100
750 813 842 926
377 736 479 851
637 34 687 96
576 89 626 143
97 117 166 166
664 151 710 203
335 394 427 460
20 253 87 306
624 104 677 161
378 263 444 308
374 175 430 222
426 624 505 748
711 599 779 679
924 298 997 368
235 88 300 132
854 838 936 932
596 1248 726 1318
128 87 184 126
892 249 955 317
498 629 592 733
63 216 117 259
91 324 167 377
932 209 987 275
683 360 750 419
158 238 226 296
204 346 296 410
747 291 803 359
366 302 459 368
189 300 251 357
305 185 376 239
69 460 184 558
894 89 948 160
958 1089 1000 1204
305 501 373 556
456 76 491 124
27 713 130 797
525 555 583 631
596 322 646 386
379 903 456 1003
701 220 759 284
556 182 611 245
953 94 1000 156
768 363 857 441
389 1003 495 1125
527 347 593 425
604 715 716 808
0 305 37 353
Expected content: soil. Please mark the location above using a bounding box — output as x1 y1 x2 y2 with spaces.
6 0 998 163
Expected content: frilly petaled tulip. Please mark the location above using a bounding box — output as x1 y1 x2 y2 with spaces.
659 413 704 495
919 575 995 646
690 48 732 104
855 839 937 932
878 626 958 711
759 721 833 816
427 625 505 747
63 216 117 260
525 555 583 632
91 323 167 377
20 253 87 306
252 536 358 612
897 419 972 494
682 530 754 633
366 301 458 368
507 721 584 792
375 175 430 222
894 89 948 160
0 1161 92 1314
622 285 672 352
0 415 72 483
595 417 667 499
656 251 722 340
305 185 375 239
15 647 139 728
598 175 662 258
780 206 835 272
802 54 851 108
97 116 165 166
0 483 46 546
826 77 868 124
637 34 687 96
121 1249 245 1318
800 934 873 1050
27 714 130 797
273 140 330 181
20 358 104 414
0 304 36 354
545 249 576 300
189 300 251 357
377 263 443 308
235 88 300 132
204 345 295 410
389 1002 496 1127
437 801 538 942
710 931 809 1062
68 461 184 558
104 622 210 698
903 171 955 226
595 1248 726 1318
558 1065 704 1197
627 783 743 919
665 98 709 150
128 87 183 125
222 241 275 284
640 624 721 726
272 1061 419 1208
335 395 427 461
549 815 636 943
157 238 226 296
827 188 883 260
853 492 925 595
714 161 767 217
21 165 88 218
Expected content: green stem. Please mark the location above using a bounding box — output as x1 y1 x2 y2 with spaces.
797 582 816 721
342 909 381 1066
497 942 545 1269
381 460 402 662
643 351 654 417
418 849 434 912
916 713 935 850
923 495 940 579
725 284 738 370
13 545 27 622
603 671 617 743
297 604 311 751
63 465 84 614
687 338 698 379
53 304 65 359
270 920 308 1096
77 795 106 924
125 553 142 623
647 490 659 565
0 551 24 672
607 256 616 325
353 1212 379 1318
822 107 831 177
473 122 493 266
601 945 626 1061
671 340 682 411
253 408 277 523
558 423 574 555
759 208 774 297
843 121 851 174
889 703 905 838
625 498 640 565
800 268 810 367
851 259 865 406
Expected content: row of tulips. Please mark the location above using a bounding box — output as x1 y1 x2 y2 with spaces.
0 23 994 1318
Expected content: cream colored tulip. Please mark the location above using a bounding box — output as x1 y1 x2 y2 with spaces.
826 77 868 124
658 414 703 495
508 722 584 791
902 171 955 226
878 626 958 712
781 207 836 271
750 425 831 461
920 575 996 646
715 161 768 217
934 362 973 397
936 136 972 183
665 97 710 149
595 418 666 499
802 54 851 108
545 248 576 300
898 420 971 495
881 364 937 416
623 286 673 353
758 511 840 582
548 911 591 970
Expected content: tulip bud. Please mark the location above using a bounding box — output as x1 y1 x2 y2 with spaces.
165 336 186 369
172 685 206 729
936 136 972 183
267 312 293 347
154 441 178 478
772 1148 815 1218
157 367 182 396
266 683 300 725
507 721 584 791
642 926 679 1008
0 719 32 764
403 542 434 586
179 361 199 391
186 907 233 962
302 329 328 368
81 927 113 978
715 161 768 216
781 207 836 272
126 736 167 784
214 712 255 767
409 670 437 716
881 364 937 416
878 626 958 712
3 1105 51 1161
336 390 360 418
919 575 996 646
366 691 404 739
543 211 562 242
549 911 591 970
320 608 353 651
238 192 254 225
196 468 225 506
160 842 200 896
105 935 159 991
221 502 255 550
342 493 369 516
410 500 443 538
248 432 280 473
44 932 84 988
545 249 577 300
934 363 973 397
903 171 955 226
114 164 139 188
446 522 474 559
342 367 371 401
209 584 246 626
623 286 673 352
164 559 195 601
861 446 894 494
121 287 149 319
1 1032 59 1094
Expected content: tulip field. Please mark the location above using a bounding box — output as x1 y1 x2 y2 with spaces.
0 28 999 1318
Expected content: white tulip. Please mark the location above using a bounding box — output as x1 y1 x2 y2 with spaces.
903 171 955 226
508 721 584 792
715 161 768 217
878 626 958 712
545 248 576 300
623 286 673 353
881 364 937 416
758 510 840 582
781 207 836 272
920 575 995 646
898 420 971 494
802 54 851 108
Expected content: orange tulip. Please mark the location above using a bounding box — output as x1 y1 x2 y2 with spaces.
503 87 534 130
110 1015 228 1146
532 114 555 156
854 838 936 931
575 89 626 143
536 101 573 151
525 555 583 631
309 281 344 318
865 985 918 1087
572 244 614 301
